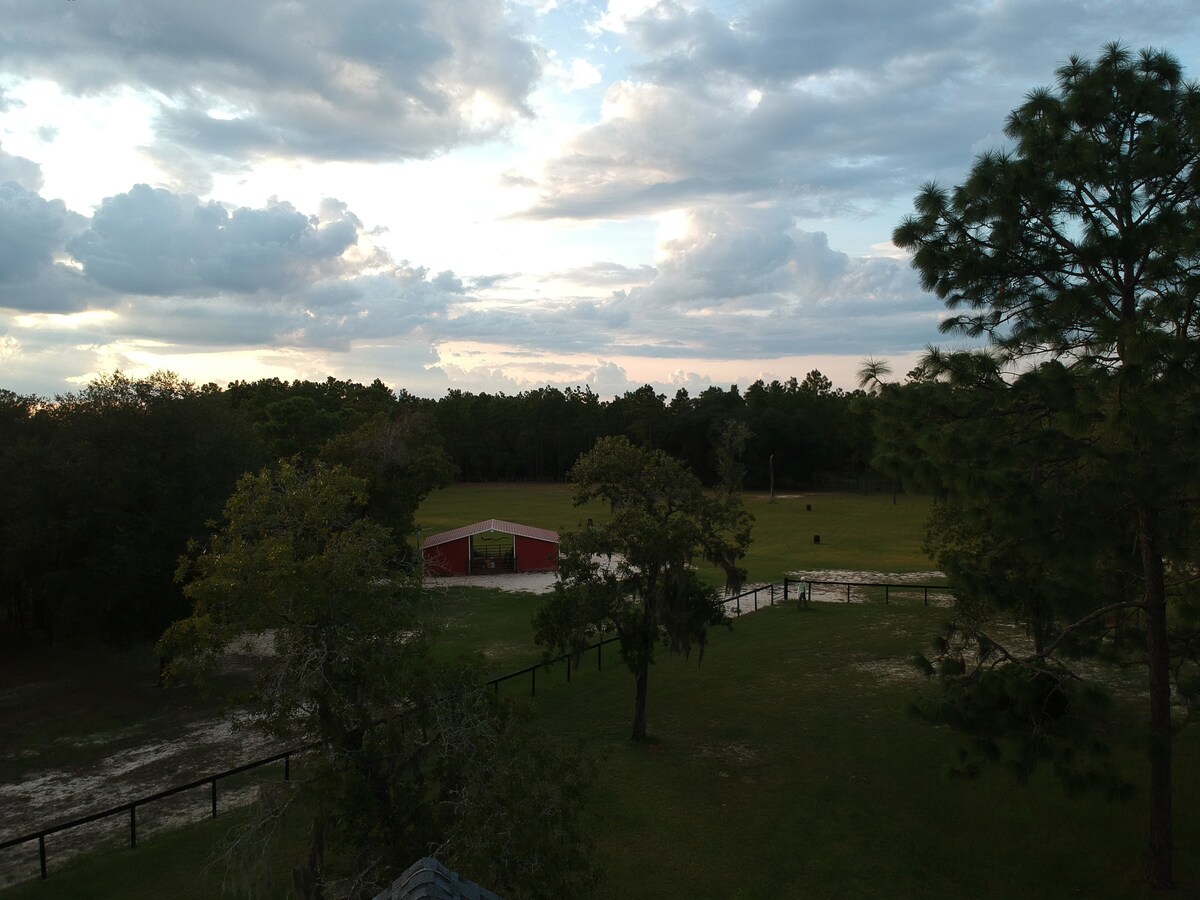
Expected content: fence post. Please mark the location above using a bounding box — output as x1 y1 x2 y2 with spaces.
885 584 889 605
847 583 851 602
38 835 47 879
597 642 602 671
129 805 137 849
211 778 218 818
924 587 929 606
284 754 291 781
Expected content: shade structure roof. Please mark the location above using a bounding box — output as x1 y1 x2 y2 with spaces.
420 518 559 551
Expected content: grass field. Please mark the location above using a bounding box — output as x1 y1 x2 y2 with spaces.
4 487 1195 898
523 603 1199 899
8 601 1196 899
417 484 938 583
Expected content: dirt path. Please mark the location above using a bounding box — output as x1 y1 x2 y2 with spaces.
0 647 285 890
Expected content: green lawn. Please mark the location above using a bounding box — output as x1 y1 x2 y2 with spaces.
738 490 935 580
417 484 938 583
516 603 1199 900
9 601 1195 899
7 485 1194 899
418 586 544 674
414 482 604 541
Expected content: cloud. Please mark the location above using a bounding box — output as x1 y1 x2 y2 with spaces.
588 202 935 357
67 185 361 296
545 51 605 93
404 202 933 365
0 179 95 313
0 0 541 167
548 261 657 288
0 182 76 283
0 176 472 357
526 1 1200 220
0 142 44 191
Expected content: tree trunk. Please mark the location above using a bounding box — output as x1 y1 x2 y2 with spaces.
1139 503 1173 889
631 657 649 742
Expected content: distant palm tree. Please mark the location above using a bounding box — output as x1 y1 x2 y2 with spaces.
856 357 893 393
857 356 897 503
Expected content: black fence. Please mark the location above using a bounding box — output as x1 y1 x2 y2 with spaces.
1 577 949 882
483 583 783 699
784 577 953 606
0 747 306 882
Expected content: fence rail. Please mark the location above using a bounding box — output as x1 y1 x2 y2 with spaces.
785 577 953 606
0 746 307 880
1 577 949 881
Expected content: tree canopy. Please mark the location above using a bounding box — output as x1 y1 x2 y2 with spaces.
160 461 596 898
535 436 753 741
892 43 1200 888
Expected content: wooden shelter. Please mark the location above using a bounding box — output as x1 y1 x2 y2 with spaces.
420 518 559 576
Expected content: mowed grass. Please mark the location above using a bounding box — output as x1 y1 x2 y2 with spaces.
419 586 544 674
418 484 937 583
739 490 934 581
10 601 1196 899
520 603 1199 899
8 485 1194 898
414 482 605 543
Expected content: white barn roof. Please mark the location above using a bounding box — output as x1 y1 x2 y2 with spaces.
420 518 559 550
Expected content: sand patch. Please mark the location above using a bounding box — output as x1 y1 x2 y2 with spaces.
788 570 950 605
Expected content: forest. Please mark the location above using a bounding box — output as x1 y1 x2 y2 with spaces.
0 369 885 648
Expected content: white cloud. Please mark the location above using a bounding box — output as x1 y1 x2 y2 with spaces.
2 0 1196 399
589 0 672 35
0 0 541 169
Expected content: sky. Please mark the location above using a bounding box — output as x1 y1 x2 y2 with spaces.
2 1 1199 400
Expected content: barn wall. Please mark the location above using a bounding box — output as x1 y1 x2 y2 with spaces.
424 536 471 575
515 535 558 573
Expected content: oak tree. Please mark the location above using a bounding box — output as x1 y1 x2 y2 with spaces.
161 461 597 898
535 436 752 741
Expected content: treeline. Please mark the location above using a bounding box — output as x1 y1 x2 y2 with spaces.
431 371 878 486
0 369 882 647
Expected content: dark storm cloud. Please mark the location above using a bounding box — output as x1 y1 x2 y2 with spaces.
67 185 361 296
0 0 541 165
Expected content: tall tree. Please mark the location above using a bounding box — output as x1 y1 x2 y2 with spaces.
534 436 753 741
161 461 596 898
893 44 1200 888
0 371 262 644
713 419 753 498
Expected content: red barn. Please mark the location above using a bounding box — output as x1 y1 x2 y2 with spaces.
420 519 560 576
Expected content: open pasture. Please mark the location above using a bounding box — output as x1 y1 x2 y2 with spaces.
417 484 937 583
5 486 1195 898
7 601 1196 899
520 602 1198 899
